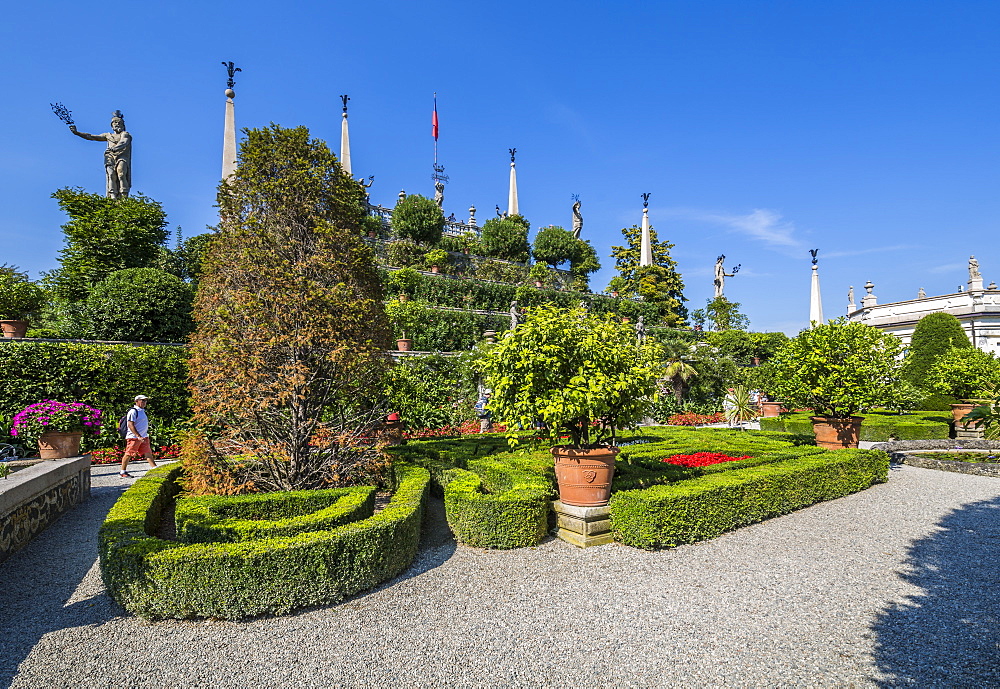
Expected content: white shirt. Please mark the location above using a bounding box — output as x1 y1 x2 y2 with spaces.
126 406 149 439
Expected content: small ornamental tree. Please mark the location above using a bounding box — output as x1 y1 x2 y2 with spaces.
478 303 663 448
609 224 686 323
189 124 392 492
903 312 971 384
532 225 578 269
83 267 194 342
392 193 445 245
47 188 169 302
706 330 789 367
924 346 1000 400
691 297 750 331
770 319 904 418
480 215 531 262
0 272 45 320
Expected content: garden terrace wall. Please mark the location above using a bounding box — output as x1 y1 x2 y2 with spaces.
610 449 889 550
759 410 951 441
98 463 429 620
0 455 91 563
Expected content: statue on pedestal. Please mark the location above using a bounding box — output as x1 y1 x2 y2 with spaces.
970 255 981 280
713 255 740 299
918 287 926 299
848 286 855 305
434 179 445 208
571 195 583 239
509 301 521 330
635 316 647 343
64 109 132 199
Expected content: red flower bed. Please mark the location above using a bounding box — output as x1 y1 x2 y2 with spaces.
661 451 751 467
402 421 507 439
666 412 726 426
89 444 181 465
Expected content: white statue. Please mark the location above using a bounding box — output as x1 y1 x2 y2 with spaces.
848 285 855 304
917 287 926 299
969 255 981 280
571 197 583 239
713 255 739 299
509 301 521 330
68 110 132 198
434 180 445 208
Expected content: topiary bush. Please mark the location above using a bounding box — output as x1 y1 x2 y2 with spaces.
82 267 194 342
98 462 429 620
392 193 445 245
903 312 971 384
480 216 531 262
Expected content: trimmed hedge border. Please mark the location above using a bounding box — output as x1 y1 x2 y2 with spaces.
609 449 889 550
391 441 553 549
175 486 376 543
759 411 950 441
98 462 429 620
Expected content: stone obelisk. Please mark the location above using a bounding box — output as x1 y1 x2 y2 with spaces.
507 148 519 216
639 193 653 267
339 95 352 176
221 61 241 180
809 250 823 327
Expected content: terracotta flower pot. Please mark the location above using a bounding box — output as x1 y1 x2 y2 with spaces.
551 445 619 507
398 294 409 303
430 265 440 274
809 416 863 449
951 403 976 425
761 401 784 417
38 431 84 459
396 338 413 352
534 280 543 288
0 320 29 338
611 291 619 297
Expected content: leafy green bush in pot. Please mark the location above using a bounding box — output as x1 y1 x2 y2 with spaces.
0 272 46 320
386 267 423 296
392 193 444 245
480 216 530 262
924 346 1000 400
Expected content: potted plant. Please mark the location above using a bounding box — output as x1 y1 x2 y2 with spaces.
770 319 903 448
384 298 427 352
528 263 553 289
11 400 103 458
424 249 449 275
0 271 45 339
923 347 1000 424
478 303 663 506
386 267 422 303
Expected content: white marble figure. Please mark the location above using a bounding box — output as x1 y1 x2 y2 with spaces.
69 110 132 198
434 180 444 208
509 301 521 330
970 255 981 280
572 199 583 239
918 287 926 299
713 255 737 299
635 316 647 343
848 285 855 304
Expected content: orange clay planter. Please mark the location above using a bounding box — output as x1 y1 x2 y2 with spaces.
551 445 619 507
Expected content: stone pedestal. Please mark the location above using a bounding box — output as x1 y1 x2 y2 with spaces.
956 425 985 440
553 500 613 548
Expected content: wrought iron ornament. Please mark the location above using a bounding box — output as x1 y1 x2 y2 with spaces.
340 94 350 113
509 148 516 163
50 102 74 126
221 61 241 90
571 193 580 202
809 248 819 265
641 192 651 209
431 163 449 183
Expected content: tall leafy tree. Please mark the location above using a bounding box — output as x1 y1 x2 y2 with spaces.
480 214 531 262
691 297 749 331
47 188 169 301
903 312 972 384
609 224 686 324
188 124 392 492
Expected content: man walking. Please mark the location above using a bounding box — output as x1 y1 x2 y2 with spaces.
475 390 493 433
121 394 156 478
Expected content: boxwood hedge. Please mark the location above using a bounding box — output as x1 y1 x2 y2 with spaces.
610 448 889 549
98 462 429 619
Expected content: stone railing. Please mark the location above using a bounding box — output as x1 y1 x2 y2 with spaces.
368 204 480 238
0 455 91 563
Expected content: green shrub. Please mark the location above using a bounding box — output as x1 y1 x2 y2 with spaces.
98 462 429 619
83 267 194 342
610 449 889 549
392 194 444 245
924 346 1000 399
532 225 578 269
480 216 530 262
0 273 46 320
761 410 951 441
175 486 376 542
903 312 971 384
386 239 429 268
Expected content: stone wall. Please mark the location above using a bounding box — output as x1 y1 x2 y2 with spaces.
0 456 91 564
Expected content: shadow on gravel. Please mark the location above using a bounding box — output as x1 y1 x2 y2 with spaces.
872 496 1000 687
0 474 128 687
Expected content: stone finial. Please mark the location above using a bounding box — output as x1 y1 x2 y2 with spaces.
468 205 477 226
989 282 998 291
398 189 406 203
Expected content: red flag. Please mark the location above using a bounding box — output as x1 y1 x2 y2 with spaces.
432 95 439 141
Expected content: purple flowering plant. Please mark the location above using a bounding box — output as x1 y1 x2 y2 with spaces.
11 400 103 438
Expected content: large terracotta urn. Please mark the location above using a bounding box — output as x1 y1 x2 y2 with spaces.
760 401 784 417
551 445 619 507
0 320 28 338
38 431 84 459
396 338 413 352
810 416 864 449
950 403 975 425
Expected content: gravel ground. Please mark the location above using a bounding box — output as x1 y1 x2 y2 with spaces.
2 461 999 688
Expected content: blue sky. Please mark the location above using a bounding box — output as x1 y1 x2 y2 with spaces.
2 0 999 334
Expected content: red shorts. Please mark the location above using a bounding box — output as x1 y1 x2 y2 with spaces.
124 437 152 457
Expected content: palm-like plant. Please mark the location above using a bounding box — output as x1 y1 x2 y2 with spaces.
664 357 698 403
723 384 758 427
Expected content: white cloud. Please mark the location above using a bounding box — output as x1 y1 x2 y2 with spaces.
825 245 920 259
661 207 802 249
928 262 964 274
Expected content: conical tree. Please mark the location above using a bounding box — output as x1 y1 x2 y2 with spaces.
903 312 971 384
188 124 392 491
609 224 687 324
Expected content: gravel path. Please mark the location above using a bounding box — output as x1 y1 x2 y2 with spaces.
2 462 999 688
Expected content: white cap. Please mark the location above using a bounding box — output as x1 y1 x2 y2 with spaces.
134 394 149 400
